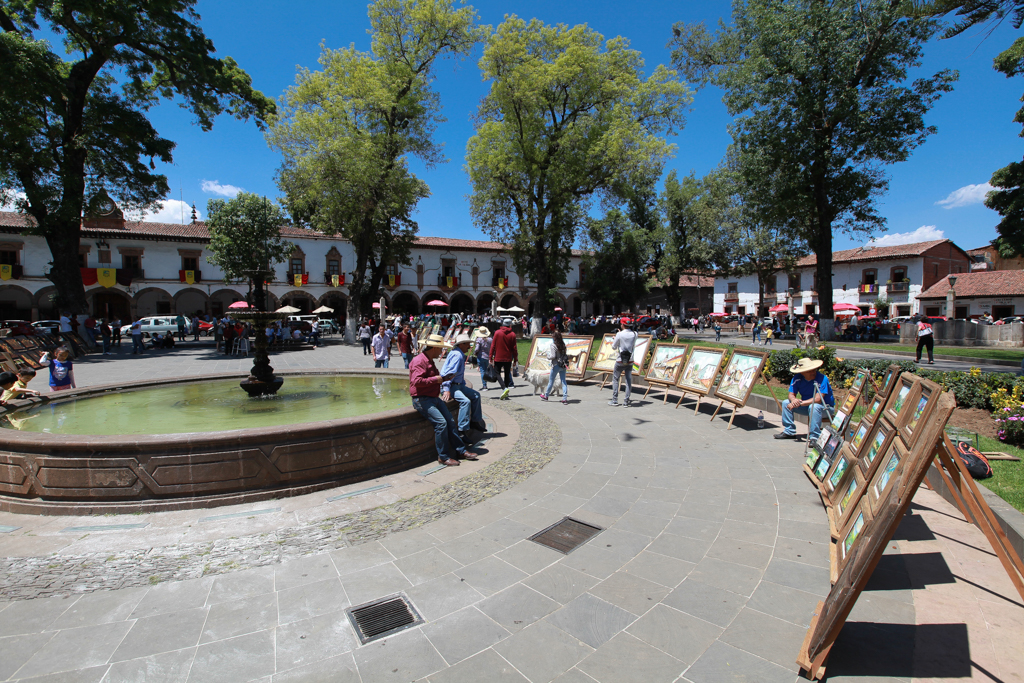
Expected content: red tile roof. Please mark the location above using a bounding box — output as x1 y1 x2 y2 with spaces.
918 271 1024 299
0 210 553 253
795 240 955 266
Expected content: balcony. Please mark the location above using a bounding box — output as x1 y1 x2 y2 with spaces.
438 274 461 290
122 268 144 280
888 282 909 293
724 292 739 302
0 264 23 279
323 272 346 286
178 270 202 283
859 284 877 294
286 271 309 286
492 276 510 288
384 272 401 288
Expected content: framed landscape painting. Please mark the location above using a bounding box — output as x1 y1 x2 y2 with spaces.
840 391 859 416
525 335 594 380
837 498 874 569
630 335 654 374
858 418 896 479
850 369 870 393
863 395 884 425
898 378 941 445
676 347 727 397
645 343 689 385
868 437 911 514
884 375 921 429
877 364 901 399
831 461 867 530
592 334 618 372
824 446 856 494
715 349 768 407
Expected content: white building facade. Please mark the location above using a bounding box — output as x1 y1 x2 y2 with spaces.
713 240 972 319
0 208 588 323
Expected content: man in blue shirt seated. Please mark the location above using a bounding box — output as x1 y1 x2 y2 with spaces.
440 332 487 442
774 357 834 442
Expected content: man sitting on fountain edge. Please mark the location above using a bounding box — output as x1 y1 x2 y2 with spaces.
440 332 488 443
409 334 482 467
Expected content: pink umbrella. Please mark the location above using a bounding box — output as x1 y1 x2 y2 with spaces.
554 307 563 312
769 304 788 313
372 302 382 309
833 303 860 311
228 301 250 309
426 300 448 307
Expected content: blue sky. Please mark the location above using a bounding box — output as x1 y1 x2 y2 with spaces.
137 0 1023 253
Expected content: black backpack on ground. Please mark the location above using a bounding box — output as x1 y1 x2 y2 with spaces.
954 441 993 479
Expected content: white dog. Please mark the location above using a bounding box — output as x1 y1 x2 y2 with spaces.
522 367 564 397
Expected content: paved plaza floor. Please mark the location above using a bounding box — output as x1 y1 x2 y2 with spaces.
0 342 1021 682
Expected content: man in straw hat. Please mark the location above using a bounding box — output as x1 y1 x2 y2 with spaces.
441 331 488 442
775 357 834 442
409 334 482 466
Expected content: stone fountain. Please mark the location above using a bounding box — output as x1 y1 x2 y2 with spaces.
234 309 286 397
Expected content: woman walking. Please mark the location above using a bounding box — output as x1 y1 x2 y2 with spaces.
540 330 570 404
915 316 934 364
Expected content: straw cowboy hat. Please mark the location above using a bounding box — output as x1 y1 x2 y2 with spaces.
475 326 491 337
454 333 473 346
790 357 824 374
422 334 449 348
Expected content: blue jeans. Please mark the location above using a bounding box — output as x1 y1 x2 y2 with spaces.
782 399 828 441
132 335 144 353
402 352 412 369
611 362 631 403
102 337 111 354
450 382 483 432
478 358 490 388
546 365 567 399
374 358 389 368
753 329 761 342
412 396 466 460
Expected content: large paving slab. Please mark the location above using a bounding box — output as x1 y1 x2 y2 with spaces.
0 341 1019 681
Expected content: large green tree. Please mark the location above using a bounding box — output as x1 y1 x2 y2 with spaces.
268 0 482 341
657 170 731 319
205 192 292 312
579 208 652 313
672 0 956 339
466 17 691 329
0 0 273 314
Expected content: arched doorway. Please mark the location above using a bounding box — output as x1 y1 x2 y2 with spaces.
173 288 209 318
499 293 520 309
0 285 32 320
477 292 496 315
134 287 173 317
90 289 131 322
210 288 245 318
391 291 420 316
449 292 474 315
279 290 315 313
33 286 58 320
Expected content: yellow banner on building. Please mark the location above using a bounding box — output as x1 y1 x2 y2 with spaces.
331 274 339 288
446 276 453 288
497 278 504 290
388 274 395 287
0 264 10 281
97 267 117 288
294 274 302 287
184 270 195 285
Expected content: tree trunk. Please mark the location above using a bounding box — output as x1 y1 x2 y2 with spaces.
44 221 88 315
815 220 835 341
345 296 360 344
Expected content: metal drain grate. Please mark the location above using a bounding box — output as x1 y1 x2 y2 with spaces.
530 517 603 554
346 594 423 644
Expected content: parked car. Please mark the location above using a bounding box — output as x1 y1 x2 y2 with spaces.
0 320 35 336
998 316 1024 325
317 318 339 334
31 320 62 335
119 316 180 338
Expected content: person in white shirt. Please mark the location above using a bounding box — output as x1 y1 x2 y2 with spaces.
59 312 72 333
609 318 638 407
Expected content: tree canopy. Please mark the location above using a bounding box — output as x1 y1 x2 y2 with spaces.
466 17 691 324
672 0 956 337
580 208 652 313
268 0 482 339
205 192 292 312
0 0 274 312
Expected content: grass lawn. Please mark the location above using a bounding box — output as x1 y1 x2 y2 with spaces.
829 342 1024 362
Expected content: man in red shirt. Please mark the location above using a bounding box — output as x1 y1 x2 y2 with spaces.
409 334 481 466
491 319 518 399
396 323 415 369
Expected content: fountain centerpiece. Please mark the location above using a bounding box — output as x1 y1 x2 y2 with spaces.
234 308 286 397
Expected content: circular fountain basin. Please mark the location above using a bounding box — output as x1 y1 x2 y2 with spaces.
0 371 442 515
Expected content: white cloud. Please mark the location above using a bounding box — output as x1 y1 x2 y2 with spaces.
867 225 945 247
142 199 201 223
936 182 994 209
201 179 243 197
0 190 27 211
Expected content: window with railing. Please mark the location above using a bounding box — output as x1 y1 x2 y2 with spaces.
788 273 801 291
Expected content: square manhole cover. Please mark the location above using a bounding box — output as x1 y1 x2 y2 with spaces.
530 517 603 554
346 593 423 644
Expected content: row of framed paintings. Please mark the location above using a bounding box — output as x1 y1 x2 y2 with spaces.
523 335 772 412
0 332 88 373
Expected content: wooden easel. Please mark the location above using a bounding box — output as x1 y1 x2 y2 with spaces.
709 372 783 430
674 388 704 413
642 379 675 404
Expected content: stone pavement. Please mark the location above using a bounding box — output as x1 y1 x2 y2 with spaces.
0 343 1020 682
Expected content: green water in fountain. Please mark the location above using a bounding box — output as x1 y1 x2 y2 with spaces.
2 375 409 436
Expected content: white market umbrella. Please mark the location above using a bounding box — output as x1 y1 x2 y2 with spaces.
275 305 301 314
312 305 334 314
504 305 525 313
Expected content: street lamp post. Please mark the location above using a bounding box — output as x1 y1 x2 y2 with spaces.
947 275 958 320
787 287 795 333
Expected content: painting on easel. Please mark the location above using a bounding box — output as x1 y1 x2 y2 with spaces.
676 347 726 396
715 349 768 407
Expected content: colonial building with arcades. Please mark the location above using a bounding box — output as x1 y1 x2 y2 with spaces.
0 200 591 323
